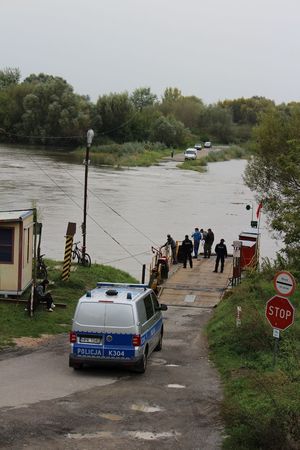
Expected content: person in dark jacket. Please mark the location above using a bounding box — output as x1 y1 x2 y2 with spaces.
161 234 177 264
26 279 55 313
182 235 193 268
35 279 55 311
204 228 214 258
214 239 228 273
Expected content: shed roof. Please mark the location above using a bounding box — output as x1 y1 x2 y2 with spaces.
0 210 33 223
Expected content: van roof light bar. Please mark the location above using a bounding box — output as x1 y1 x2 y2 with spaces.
97 282 148 290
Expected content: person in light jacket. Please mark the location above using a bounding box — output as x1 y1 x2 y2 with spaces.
192 227 202 259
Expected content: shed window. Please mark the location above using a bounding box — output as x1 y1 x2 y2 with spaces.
0 228 14 263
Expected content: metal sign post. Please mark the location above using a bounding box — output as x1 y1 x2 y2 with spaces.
266 272 297 368
29 208 38 317
272 328 280 368
82 129 94 260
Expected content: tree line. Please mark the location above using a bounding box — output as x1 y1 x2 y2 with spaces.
0 67 277 148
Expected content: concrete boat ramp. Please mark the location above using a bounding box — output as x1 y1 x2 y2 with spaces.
159 256 233 308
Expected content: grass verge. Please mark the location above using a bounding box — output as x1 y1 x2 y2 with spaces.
178 145 251 172
73 142 173 167
207 270 300 449
0 259 137 349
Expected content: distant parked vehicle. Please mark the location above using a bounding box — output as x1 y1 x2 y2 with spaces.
194 143 202 150
204 141 212 148
184 148 197 160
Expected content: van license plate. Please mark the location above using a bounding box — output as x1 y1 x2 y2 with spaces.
80 337 101 344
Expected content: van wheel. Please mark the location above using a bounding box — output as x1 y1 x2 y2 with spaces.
135 349 148 373
73 363 83 370
154 332 163 352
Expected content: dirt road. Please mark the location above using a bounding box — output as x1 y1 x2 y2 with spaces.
0 306 223 450
171 145 227 163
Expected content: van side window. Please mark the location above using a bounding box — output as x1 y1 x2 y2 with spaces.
151 293 160 311
136 299 147 324
143 295 154 320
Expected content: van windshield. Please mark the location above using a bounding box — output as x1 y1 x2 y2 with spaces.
76 302 134 328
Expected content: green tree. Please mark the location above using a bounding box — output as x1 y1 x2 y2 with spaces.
150 115 187 147
20 75 91 143
200 105 233 143
0 67 21 90
161 95 204 132
244 106 300 266
130 87 157 111
95 92 134 142
220 96 274 125
162 87 182 103
219 97 275 142
129 107 162 142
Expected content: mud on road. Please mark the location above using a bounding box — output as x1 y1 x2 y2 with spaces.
0 307 223 450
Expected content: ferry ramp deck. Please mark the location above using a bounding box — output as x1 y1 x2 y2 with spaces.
158 256 233 308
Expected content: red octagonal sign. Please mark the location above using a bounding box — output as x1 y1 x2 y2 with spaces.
265 295 295 330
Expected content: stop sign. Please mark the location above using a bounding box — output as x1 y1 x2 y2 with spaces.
265 295 295 330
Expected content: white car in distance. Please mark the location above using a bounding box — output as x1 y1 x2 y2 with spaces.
184 148 197 160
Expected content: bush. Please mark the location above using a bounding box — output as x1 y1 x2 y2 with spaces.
73 141 170 167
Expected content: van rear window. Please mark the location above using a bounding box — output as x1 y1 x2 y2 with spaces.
105 304 134 327
76 302 134 328
76 302 106 326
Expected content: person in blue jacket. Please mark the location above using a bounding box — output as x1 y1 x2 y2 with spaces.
192 227 202 259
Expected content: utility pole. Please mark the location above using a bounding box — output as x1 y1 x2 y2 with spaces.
29 208 37 317
82 129 94 260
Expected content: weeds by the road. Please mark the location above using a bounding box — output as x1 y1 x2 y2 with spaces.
0 260 137 349
207 270 300 449
73 141 173 167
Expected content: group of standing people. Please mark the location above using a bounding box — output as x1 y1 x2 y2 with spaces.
162 228 228 273
192 227 215 259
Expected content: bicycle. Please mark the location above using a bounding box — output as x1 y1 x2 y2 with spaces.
36 253 48 279
72 242 91 267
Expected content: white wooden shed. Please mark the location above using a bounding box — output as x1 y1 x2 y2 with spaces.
0 210 34 296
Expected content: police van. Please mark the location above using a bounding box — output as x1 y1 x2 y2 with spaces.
69 282 168 373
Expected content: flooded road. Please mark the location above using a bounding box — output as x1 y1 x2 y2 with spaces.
0 145 280 279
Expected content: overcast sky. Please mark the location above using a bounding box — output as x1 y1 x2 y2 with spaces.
1 0 299 104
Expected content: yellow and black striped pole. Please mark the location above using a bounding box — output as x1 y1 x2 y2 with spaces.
62 222 76 281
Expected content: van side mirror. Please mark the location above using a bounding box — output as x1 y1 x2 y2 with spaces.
159 303 168 311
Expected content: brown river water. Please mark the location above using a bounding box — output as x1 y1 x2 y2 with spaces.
0 145 280 280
